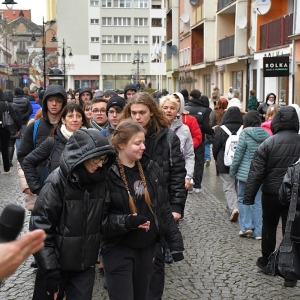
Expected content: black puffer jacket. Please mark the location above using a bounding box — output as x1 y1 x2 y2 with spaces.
23 127 68 195
18 85 67 167
13 95 32 124
101 154 184 256
29 129 116 274
184 95 214 142
212 107 243 174
145 127 186 215
244 106 300 205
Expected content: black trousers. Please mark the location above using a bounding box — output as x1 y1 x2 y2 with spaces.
147 244 165 300
0 128 11 172
32 267 95 300
102 243 157 300
193 142 204 189
261 192 288 258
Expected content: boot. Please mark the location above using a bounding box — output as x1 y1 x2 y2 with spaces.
8 146 14 167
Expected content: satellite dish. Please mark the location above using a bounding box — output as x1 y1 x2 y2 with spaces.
255 0 271 15
237 15 247 29
248 36 256 51
180 12 190 24
171 45 178 55
189 0 199 5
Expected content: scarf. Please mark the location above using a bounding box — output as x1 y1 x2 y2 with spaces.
267 100 274 106
90 119 108 131
60 124 74 140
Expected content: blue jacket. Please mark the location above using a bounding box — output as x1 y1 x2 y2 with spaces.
29 99 41 119
230 127 270 182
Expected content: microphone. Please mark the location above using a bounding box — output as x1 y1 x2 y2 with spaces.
0 204 25 242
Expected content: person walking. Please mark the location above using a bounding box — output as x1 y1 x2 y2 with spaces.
102 120 184 300
230 110 270 238
244 106 300 276
30 128 116 300
247 90 259 111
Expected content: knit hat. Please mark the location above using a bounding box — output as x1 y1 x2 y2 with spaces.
14 87 24 96
227 98 241 110
243 110 261 128
106 96 126 116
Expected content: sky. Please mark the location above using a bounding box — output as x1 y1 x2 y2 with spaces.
0 0 47 25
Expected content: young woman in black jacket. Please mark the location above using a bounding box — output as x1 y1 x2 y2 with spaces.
30 128 116 300
102 120 184 300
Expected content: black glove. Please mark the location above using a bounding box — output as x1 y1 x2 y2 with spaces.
45 273 62 294
128 215 148 229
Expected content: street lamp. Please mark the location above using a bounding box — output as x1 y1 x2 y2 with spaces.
56 39 72 89
31 17 57 90
132 50 143 85
2 0 17 10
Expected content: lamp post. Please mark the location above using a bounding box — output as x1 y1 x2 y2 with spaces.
132 50 143 85
2 0 17 10
56 39 72 89
31 17 57 90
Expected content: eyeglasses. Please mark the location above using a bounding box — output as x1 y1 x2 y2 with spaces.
92 109 106 114
92 156 108 164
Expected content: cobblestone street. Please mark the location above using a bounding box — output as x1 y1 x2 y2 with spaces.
0 157 299 299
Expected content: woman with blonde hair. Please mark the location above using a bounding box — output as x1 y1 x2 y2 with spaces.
261 104 279 136
102 119 184 300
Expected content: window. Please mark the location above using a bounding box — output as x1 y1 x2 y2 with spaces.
114 17 131 26
134 18 148 26
180 19 184 33
134 0 148 8
114 0 131 7
141 53 148 62
102 53 116 62
117 53 131 62
102 0 112 7
134 36 148 44
204 75 211 96
114 35 131 44
179 50 184 67
232 71 243 101
152 36 161 44
90 19 99 24
90 0 99 5
91 55 99 60
102 35 112 44
102 17 112 25
20 41 26 49
151 18 162 27
151 0 161 9
91 37 100 42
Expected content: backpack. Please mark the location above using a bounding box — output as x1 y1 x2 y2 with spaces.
220 125 243 166
32 119 41 148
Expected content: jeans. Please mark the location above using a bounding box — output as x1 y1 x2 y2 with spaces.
219 173 238 212
204 140 211 161
238 180 262 237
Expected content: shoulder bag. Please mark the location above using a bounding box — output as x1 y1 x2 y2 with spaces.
2 101 17 133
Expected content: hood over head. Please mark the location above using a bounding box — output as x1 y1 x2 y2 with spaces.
243 110 261 128
271 106 299 134
124 84 137 99
14 87 24 96
3 90 13 102
173 92 185 114
79 87 93 106
222 106 244 125
60 128 116 176
265 93 276 103
42 85 67 116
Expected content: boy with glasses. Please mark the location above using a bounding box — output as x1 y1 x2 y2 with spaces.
90 98 109 131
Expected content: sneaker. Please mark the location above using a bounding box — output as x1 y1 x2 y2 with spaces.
3 170 11 175
193 188 201 193
239 229 253 237
230 209 239 222
255 236 262 240
164 249 173 264
284 278 297 287
205 160 210 167
256 257 271 274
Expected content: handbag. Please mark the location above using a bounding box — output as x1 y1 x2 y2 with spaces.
268 164 300 280
2 101 17 133
39 139 58 185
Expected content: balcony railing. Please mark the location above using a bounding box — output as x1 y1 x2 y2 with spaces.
260 13 293 50
166 58 172 72
218 0 236 11
192 47 204 65
219 35 234 59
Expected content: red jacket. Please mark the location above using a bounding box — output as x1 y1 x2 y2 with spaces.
181 113 202 148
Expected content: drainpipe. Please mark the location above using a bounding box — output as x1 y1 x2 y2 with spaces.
245 0 251 108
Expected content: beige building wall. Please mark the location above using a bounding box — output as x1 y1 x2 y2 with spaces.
46 0 56 21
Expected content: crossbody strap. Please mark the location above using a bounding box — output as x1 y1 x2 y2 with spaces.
220 125 231 136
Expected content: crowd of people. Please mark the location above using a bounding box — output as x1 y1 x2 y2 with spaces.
1 82 300 298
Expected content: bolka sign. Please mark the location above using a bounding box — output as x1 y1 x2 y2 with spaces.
263 56 289 77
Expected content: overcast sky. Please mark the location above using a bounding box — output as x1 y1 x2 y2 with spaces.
0 0 47 24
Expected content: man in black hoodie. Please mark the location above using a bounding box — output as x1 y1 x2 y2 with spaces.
184 90 214 193
79 87 93 107
124 84 137 101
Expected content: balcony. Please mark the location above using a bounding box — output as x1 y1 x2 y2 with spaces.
219 35 234 59
192 47 204 65
166 58 172 72
260 13 293 50
218 0 236 11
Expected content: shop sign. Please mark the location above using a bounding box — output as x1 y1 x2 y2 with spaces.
263 56 289 77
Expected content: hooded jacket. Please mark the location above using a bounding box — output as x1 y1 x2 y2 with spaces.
79 87 93 107
17 85 67 167
184 95 214 142
212 107 243 173
13 89 32 124
257 93 276 121
29 128 116 274
244 106 300 204
101 154 184 257
124 84 137 100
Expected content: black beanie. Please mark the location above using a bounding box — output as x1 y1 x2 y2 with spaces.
106 96 126 116
14 87 24 96
243 110 261 128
